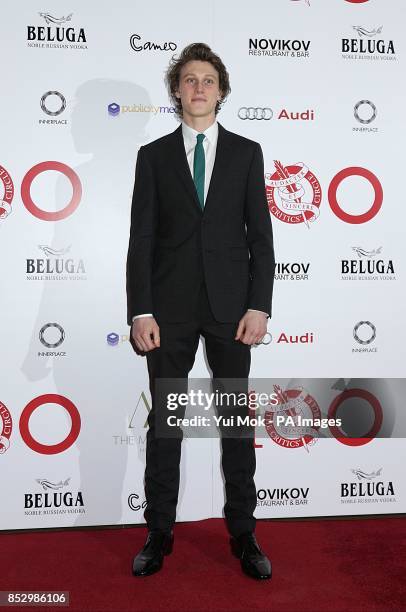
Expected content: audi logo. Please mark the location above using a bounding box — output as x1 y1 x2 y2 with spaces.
238 107 273 120
255 332 272 346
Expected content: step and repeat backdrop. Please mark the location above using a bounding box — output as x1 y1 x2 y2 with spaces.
1 0 405 530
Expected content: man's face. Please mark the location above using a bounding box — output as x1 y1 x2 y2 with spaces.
175 60 222 120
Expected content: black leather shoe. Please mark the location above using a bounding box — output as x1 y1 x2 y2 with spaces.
230 532 272 580
132 530 174 576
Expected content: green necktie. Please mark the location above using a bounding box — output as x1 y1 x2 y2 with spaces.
193 133 205 210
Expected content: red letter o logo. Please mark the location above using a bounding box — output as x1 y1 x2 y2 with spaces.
21 161 82 221
19 394 81 454
328 167 382 224
328 388 382 446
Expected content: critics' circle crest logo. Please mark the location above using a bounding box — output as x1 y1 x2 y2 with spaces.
265 385 321 450
266 161 321 228
0 165 15 223
0 401 12 454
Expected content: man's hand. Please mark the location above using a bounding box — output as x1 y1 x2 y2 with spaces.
235 311 268 345
131 317 160 353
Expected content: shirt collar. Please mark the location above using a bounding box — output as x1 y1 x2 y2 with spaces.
181 119 218 147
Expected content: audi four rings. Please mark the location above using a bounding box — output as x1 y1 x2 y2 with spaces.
238 107 273 120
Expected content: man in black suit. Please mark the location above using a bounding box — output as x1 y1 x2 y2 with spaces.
127 43 275 579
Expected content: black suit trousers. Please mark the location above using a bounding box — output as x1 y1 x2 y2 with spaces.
144 281 257 538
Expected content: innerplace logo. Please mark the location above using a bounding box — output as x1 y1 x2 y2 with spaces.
353 321 376 345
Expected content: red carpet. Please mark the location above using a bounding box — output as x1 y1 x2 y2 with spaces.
1 517 405 612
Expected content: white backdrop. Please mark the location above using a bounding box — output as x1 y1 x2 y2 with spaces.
0 0 405 530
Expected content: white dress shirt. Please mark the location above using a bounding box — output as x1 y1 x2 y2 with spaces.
132 119 267 321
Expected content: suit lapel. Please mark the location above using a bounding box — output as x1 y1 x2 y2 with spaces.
204 122 232 215
170 121 233 215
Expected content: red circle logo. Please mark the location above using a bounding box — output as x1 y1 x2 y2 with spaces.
21 161 82 221
328 388 382 446
19 394 81 454
328 166 382 224
345 1 369 3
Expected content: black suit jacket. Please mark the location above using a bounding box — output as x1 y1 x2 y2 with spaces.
126 122 275 325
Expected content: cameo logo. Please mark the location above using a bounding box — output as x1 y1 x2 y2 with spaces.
328 167 383 224
27 13 88 50
342 25 396 61
341 246 395 281
257 487 310 507
0 401 12 455
275 262 310 281
0 165 14 224
249 38 310 58
130 34 177 52
128 492 147 512
21 161 82 221
266 160 321 228
265 385 321 451
108 102 175 116
26 245 86 281
19 394 81 455
340 468 396 505
24 477 86 516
